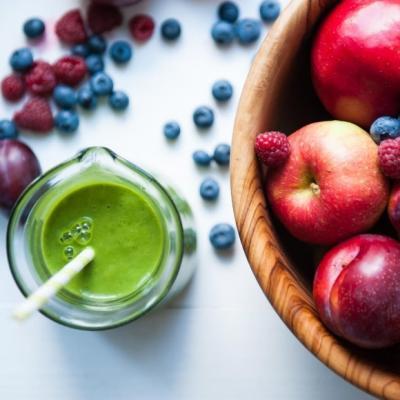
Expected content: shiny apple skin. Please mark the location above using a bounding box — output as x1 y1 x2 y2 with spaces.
388 182 400 235
266 121 389 246
311 0 400 128
313 234 400 349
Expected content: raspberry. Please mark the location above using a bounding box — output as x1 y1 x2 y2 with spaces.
254 131 290 167
55 9 87 44
1 74 25 102
13 97 53 133
25 61 56 96
129 15 155 42
53 56 87 86
87 3 123 34
378 138 400 179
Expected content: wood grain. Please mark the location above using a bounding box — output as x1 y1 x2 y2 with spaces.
230 0 400 398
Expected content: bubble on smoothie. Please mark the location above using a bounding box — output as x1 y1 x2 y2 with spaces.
64 245 75 260
76 231 92 245
80 216 93 232
71 223 82 238
59 231 73 244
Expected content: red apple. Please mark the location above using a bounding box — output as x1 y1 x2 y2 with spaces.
313 234 400 349
388 182 400 235
311 0 400 128
266 121 388 245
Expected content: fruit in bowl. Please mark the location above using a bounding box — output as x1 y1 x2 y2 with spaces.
311 0 400 128
232 0 400 395
313 234 400 349
263 120 389 246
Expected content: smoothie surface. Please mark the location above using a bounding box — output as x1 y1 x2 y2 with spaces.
41 181 166 300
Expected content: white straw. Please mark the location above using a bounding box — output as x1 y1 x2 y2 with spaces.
12 246 95 321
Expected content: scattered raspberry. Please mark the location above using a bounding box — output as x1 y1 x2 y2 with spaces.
25 61 56 96
129 15 155 42
13 97 53 133
53 56 87 86
254 131 290 167
378 138 400 179
1 74 26 102
87 3 123 34
55 9 87 44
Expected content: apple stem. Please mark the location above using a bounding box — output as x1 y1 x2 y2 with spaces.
310 182 321 195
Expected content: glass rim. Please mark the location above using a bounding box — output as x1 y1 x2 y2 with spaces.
7 146 185 330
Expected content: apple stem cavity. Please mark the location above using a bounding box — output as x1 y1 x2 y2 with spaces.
310 182 320 195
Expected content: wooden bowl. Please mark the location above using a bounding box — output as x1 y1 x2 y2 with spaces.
230 0 400 398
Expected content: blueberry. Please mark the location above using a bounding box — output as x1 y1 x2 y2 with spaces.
218 1 239 23
23 18 45 39
90 72 113 96
212 80 233 102
211 21 235 45
72 43 90 58
0 120 18 139
193 150 212 166
54 110 79 133
193 106 214 128
370 116 400 143
161 18 181 41
213 143 230 166
77 86 97 110
209 223 235 250
109 40 132 64
260 0 281 22
87 35 107 54
235 18 261 44
53 85 77 109
109 91 129 111
85 54 104 75
10 48 33 72
200 178 220 201
164 121 181 140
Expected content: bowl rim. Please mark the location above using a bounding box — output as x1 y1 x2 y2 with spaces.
230 0 400 398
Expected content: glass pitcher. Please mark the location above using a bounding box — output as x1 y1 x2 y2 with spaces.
7 147 197 330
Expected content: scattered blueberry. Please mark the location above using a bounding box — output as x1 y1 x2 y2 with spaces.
72 43 90 58
109 91 129 111
235 18 261 44
109 40 132 64
260 0 281 22
9 48 33 72
193 150 212 166
23 18 45 39
209 223 235 250
370 116 400 143
161 18 181 41
218 1 239 23
193 106 214 128
213 143 230 166
77 86 97 110
85 54 104 75
212 80 233 102
54 110 80 133
211 21 235 45
87 35 107 54
53 85 77 109
90 72 113 96
200 178 220 201
164 121 181 140
0 120 18 139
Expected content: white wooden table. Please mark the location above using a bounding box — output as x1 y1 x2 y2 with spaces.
0 0 371 398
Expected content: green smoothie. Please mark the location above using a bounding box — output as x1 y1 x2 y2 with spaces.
38 181 166 301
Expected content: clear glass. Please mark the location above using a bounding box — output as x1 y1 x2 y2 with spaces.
7 147 196 330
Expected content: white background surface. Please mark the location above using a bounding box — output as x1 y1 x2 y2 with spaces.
0 0 371 399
